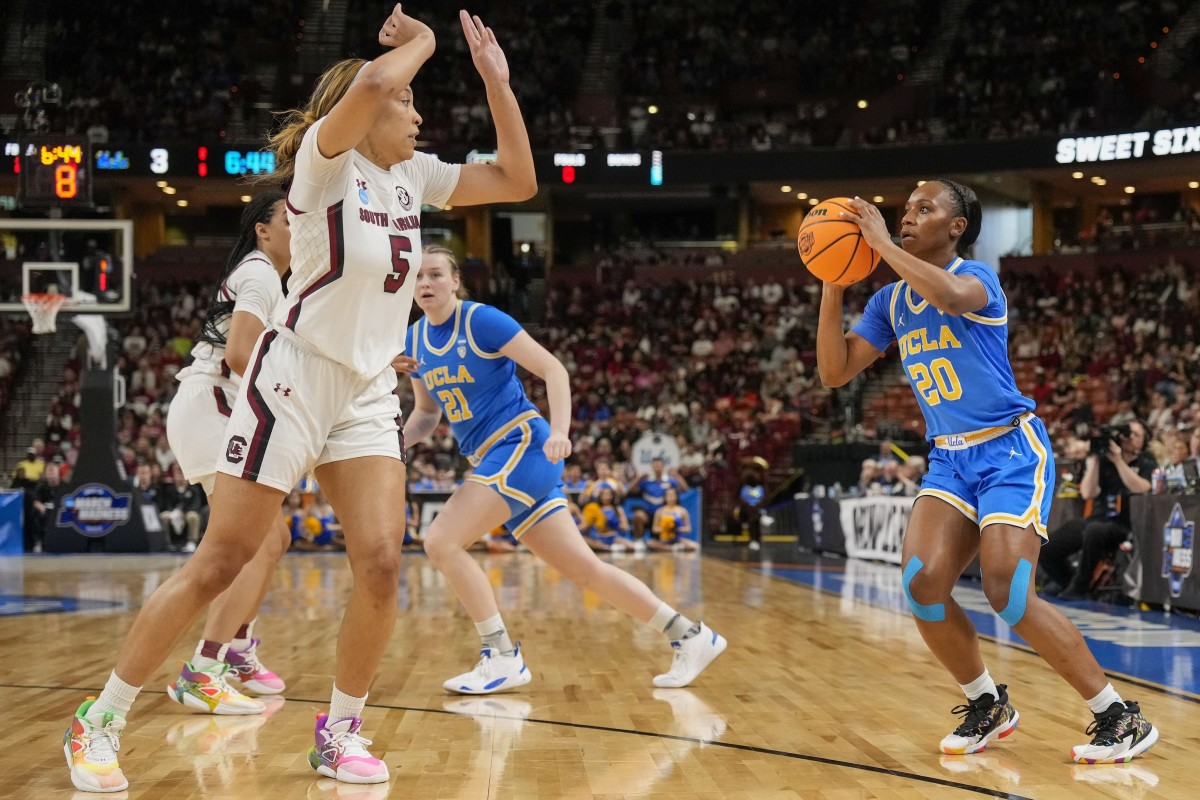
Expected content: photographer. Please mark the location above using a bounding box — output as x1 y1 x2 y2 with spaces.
1040 420 1154 600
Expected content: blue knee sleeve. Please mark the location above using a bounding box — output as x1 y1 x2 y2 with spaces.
997 558 1033 627
902 557 946 622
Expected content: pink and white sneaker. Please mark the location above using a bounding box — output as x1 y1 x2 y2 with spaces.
225 638 286 695
307 714 388 784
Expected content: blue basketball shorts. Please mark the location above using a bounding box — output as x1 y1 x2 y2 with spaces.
918 413 1055 539
466 414 568 538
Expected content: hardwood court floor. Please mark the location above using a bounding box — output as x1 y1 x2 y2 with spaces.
1 551 1194 799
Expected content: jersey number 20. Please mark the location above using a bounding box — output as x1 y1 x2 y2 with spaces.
383 235 412 293
908 358 963 405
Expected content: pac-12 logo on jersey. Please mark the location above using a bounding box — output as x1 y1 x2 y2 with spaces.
457 339 467 358
356 178 369 205
226 435 248 464
395 186 413 211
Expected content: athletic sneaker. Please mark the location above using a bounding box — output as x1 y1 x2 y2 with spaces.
225 637 286 695
307 714 389 784
652 622 727 688
443 644 532 695
940 685 1019 755
166 662 265 715
1071 700 1159 764
63 699 128 793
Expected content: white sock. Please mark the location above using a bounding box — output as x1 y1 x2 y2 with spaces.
475 613 515 656
1085 683 1123 715
960 670 999 703
92 671 142 718
329 685 367 723
649 602 695 641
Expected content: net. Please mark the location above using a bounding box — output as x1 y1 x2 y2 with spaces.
21 293 69 334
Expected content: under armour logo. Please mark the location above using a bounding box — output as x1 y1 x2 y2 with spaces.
274 383 292 397
1009 447 1021 459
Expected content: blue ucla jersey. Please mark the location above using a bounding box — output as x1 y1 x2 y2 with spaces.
852 257 1034 439
407 301 539 458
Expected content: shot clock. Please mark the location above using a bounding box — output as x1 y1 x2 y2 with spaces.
18 137 93 208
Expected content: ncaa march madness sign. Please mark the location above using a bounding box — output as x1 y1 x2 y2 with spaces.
1163 504 1195 598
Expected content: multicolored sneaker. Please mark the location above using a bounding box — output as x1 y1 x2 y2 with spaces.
63 699 128 793
166 662 265 715
307 714 389 784
443 644 532 695
940 684 1020 754
1072 700 1159 763
652 622 727 688
225 638 286 695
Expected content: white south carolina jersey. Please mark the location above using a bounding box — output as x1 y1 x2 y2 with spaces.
177 250 283 389
280 117 460 378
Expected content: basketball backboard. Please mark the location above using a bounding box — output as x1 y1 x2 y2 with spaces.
0 219 133 314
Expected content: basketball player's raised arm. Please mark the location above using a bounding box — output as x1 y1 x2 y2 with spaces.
842 197 987 315
403 376 444 446
317 5 436 159
499 331 572 462
816 284 884 388
447 11 537 206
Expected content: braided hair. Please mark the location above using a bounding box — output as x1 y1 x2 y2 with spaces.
933 178 982 257
198 191 285 349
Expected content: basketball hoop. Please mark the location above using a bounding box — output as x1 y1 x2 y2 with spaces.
21 293 69 334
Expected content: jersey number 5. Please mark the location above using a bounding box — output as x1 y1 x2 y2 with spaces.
383 235 412 293
908 358 963 405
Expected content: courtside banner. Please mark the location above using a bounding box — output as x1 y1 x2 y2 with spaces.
838 496 915 564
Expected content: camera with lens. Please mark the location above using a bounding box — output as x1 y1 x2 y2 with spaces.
1089 423 1131 456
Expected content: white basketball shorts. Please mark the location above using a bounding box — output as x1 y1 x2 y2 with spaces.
166 375 238 495
216 329 406 494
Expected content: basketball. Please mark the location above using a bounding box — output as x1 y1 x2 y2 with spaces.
796 197 881 285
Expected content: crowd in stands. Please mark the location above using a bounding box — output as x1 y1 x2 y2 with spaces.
14 1 1197 151
11 247 1200 571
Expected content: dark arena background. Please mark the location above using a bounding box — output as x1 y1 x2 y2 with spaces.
1 1 1199 798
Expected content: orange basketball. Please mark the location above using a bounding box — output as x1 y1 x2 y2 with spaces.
796 197 881 285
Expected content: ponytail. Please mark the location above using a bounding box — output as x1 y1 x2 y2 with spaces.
198 191 285 349
423 244 470 299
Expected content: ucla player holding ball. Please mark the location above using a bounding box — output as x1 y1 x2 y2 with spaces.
406 247 726 695
817 180 1158 763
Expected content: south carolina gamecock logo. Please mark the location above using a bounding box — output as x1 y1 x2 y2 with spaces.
395 186 413 211
226 435 248 464
798 231 815 258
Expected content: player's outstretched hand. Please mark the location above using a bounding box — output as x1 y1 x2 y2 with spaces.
391 354 419 375
379 4 434 49
543 432 572 464
841 196 892 252
460 9 510 86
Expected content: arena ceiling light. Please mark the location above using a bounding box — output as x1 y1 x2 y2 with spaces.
1189 181 1199 189
1071 171 1084 179
176 199 188 207
857 100 868 109
240 195 252 203
808 198 819 206
872 195 884 203
163 186 177 195
796 192 808 200
647 105 659 115
155 180 168 188
1124 185 1136 194
781 185 792 193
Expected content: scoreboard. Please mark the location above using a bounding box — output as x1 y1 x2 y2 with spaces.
16 138 93 207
